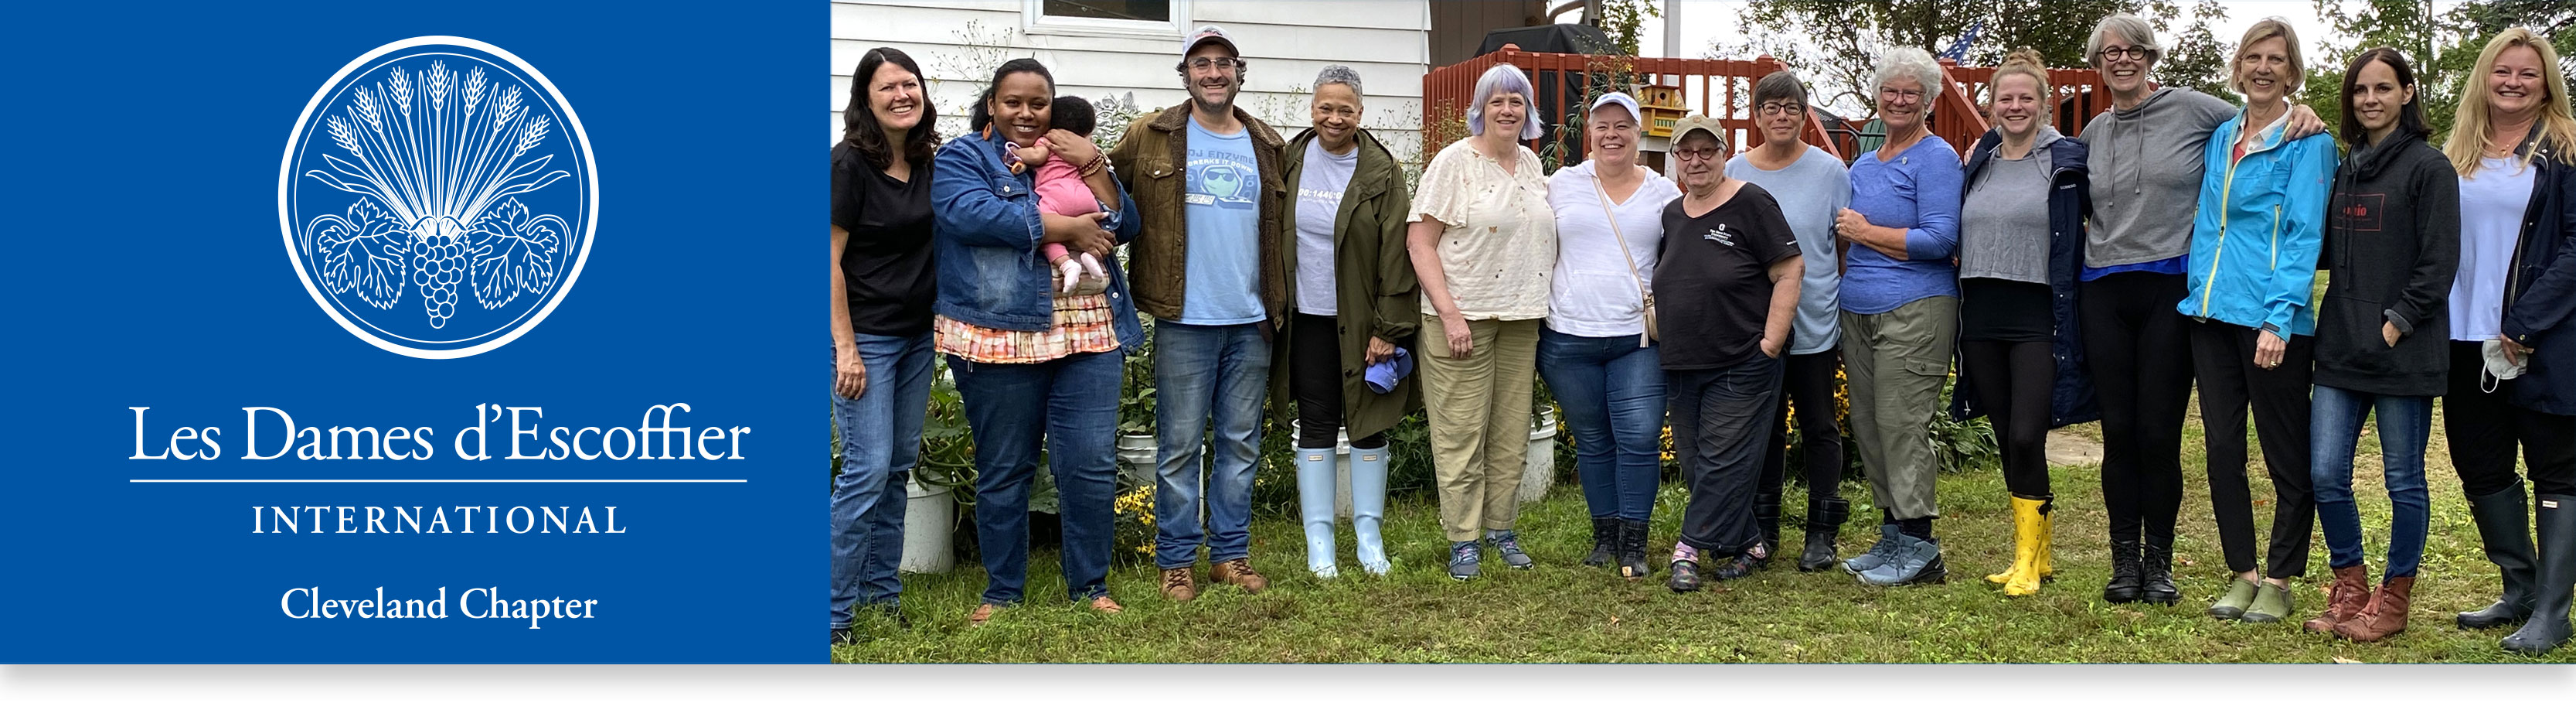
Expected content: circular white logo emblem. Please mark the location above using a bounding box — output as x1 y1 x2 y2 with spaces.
280 36 596 359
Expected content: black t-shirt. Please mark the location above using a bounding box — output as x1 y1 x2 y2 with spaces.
831 142 936 336
1655 183 1801 370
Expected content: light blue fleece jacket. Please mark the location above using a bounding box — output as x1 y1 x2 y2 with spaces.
2178 110 2338 336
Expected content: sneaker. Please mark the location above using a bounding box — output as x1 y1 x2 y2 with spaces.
2243 581 2295 623
1448 541 1482 580
1842 524 1900 575
1159 567 1199 602
1211 558 1269 594
1669 558 1703 592
1712 544 1766 581
1857 534 1947 586
2209 577 2259 619
1488 530 1535 569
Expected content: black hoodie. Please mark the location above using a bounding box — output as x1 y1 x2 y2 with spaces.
2316 128 2459 397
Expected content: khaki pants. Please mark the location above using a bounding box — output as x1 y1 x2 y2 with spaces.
1839 296 1958 521
1421 316 1540 542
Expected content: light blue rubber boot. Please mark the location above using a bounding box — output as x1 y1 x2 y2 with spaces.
1294 446 1339 578
1349 445 1393 575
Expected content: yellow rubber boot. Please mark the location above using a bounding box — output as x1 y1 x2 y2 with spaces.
1986 496 2033 585
2033 500 2054 582
1994 496 2048 596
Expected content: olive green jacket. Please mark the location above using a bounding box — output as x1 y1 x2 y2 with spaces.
1267 127 1421 441
1108 104 1289 324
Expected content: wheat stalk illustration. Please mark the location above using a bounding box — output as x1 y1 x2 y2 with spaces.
302 60 573 328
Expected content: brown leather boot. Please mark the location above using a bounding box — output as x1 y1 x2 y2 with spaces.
1159 567 1199 602
1211 558 1268 594
2334 576 2415 642
2305 564 2371 633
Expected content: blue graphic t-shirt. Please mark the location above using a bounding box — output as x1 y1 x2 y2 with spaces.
1179 119 1266 325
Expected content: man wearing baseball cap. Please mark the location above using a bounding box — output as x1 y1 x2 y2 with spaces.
1108 24 1292 602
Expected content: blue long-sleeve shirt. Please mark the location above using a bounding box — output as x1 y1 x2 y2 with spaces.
1843 135 1964 314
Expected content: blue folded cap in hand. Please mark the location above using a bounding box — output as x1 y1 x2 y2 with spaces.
1366 347 1413 394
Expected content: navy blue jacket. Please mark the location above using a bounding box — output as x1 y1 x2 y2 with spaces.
1952 128 2102 428
2499 132 2576 416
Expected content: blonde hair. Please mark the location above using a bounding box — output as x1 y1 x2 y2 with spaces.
2445 27 2576 175
1990 47 2053 121
2230 18 2305 97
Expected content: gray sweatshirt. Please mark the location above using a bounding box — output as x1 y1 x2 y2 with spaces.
2081 87 2235 268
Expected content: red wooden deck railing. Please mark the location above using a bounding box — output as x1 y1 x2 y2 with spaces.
1423 49 2108 166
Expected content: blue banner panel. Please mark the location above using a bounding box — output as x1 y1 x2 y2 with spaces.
2 2 813 663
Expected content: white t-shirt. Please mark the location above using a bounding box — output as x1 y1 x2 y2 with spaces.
1410 139 1556 320
2452 156 2536 341
1544 160 1680 336
1295 139 1359 316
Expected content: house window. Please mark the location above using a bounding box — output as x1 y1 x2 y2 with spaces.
1025 0 1186 36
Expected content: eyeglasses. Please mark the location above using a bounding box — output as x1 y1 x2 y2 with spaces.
1673 147 1724 162
2096 46 2151 63
1184 57 1244 71
1758 102 1805 117
1879 87 1924 103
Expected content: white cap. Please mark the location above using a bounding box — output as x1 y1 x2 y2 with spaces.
1588 91 1642 124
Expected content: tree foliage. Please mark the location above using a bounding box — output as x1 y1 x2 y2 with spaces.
2295 0 2576 140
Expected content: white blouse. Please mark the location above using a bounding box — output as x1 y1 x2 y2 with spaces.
1545 160 1679 336
2452 156 2536 342
1411 139 1557 321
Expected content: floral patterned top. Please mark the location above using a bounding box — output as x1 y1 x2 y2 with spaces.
1409 138 1556 320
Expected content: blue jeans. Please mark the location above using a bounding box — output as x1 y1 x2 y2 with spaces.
1536 327 1666 522
953 350 1121 604
2311 384 2431 578
829 333 933 628
1152 320 1273 569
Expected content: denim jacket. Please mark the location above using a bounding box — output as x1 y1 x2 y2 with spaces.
929 129 1145 352
2179 111 2339 336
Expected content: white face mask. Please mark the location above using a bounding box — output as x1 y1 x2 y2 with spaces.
2482 338 2529 393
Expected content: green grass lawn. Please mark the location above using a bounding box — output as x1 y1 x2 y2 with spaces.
833 408 2574 664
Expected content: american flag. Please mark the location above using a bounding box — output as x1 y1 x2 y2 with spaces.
1939 20 1982 61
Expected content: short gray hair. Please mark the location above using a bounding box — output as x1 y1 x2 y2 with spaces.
1313 64 1363 95
1873 46 1944 103
2088 14 2163 68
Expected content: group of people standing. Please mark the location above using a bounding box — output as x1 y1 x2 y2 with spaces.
829 15 2574 657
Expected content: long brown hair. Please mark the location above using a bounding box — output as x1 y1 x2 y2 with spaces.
842 47 938 170
2443 27 2576 176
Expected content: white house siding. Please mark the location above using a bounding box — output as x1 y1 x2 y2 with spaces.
830 0 1429 163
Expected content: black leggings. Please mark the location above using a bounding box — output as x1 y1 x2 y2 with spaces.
2187 319 2316 579
1962 340 2053 498
1761 348 1846 503
2078 271 2191 550
2445 341 2576 497
1292 313 1387 450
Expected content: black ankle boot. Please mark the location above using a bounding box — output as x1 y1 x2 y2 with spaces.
2139 530 2180 606
1798 497 1849 572
1754 495 1782 569
2461 484 2537 629
1617 519 1652 580
1584 517 1618 568
2104 533 2143 603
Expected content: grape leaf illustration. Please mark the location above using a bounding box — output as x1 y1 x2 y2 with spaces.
467 196 564 309
306 199 410 309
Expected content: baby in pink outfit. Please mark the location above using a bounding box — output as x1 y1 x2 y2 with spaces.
1007 95 1109 296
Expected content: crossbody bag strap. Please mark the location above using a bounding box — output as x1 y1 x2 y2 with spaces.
1593 171 1654 346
